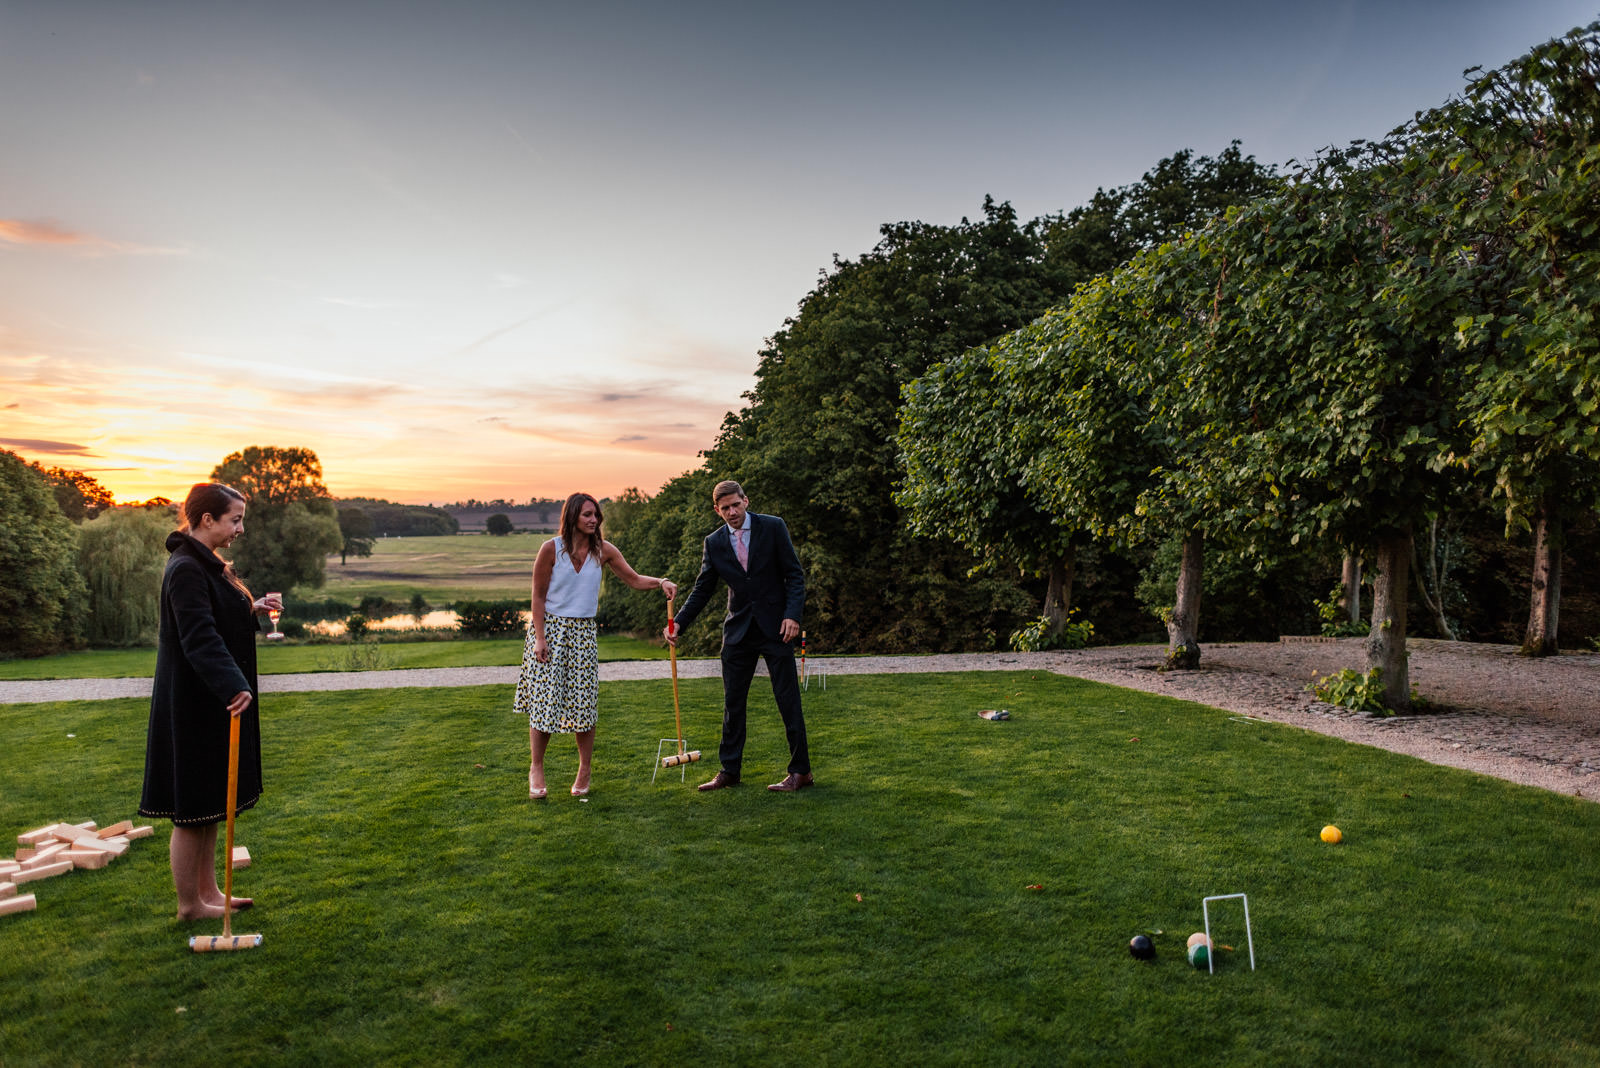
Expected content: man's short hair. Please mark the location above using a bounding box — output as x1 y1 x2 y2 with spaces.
712 479 745 502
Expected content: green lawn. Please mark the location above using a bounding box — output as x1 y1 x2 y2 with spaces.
310 533 551 603
2 672 1598 1064
0 634 667 679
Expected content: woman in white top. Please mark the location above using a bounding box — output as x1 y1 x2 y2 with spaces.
513 492 677 798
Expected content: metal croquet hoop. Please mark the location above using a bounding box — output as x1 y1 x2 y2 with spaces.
652 737 693 783
800 660 826 691
798 632 827 692
1202 893 1256 973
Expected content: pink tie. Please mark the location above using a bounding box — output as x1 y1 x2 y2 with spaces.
735 528 748 570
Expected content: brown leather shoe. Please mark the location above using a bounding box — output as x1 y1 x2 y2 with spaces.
767 772 814 792
697 771 740 792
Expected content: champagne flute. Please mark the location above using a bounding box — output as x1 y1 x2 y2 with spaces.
266 592 284 641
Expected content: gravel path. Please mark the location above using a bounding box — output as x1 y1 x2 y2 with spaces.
5 640 1596 801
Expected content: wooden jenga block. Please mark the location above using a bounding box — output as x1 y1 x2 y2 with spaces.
50 824 98 845
72 820 98 832
14 860 73 884
17 825 63 846
127 826 155 840
0 893 38 916
231 846 251 869
0 881 15 899
59 835 127 857
20 843 70 869
14 846 38 862
97 820 133 840
0 861 20 877
65 849 112 871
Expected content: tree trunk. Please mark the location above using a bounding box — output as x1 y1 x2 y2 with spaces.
1366 527 1412 713
1411 517 1456 641
1340 554 1362 626
1521 504 1562 657
1042 545 1077 641
1164 530 1203 670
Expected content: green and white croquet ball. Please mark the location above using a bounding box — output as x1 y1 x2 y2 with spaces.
1186 932 1211 969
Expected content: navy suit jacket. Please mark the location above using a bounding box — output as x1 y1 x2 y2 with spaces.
674 513 805 647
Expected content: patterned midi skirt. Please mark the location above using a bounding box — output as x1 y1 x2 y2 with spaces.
513 615 599 733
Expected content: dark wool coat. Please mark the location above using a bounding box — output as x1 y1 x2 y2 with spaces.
138 531 263 826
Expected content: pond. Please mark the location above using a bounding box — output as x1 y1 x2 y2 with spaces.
304 609 529 637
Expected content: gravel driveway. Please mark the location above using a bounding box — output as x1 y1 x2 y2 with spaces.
5 640 1596 801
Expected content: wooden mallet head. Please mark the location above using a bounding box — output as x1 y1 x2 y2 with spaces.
661 750 702 768
190 933 263 952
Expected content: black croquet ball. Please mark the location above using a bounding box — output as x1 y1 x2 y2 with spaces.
1129 934 1155 960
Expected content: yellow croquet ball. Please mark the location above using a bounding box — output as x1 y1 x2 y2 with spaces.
1321 824 1343 844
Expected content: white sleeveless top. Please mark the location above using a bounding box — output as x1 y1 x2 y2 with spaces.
544 536 603 618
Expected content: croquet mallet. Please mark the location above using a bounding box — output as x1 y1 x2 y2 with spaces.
190 711 262 952
660 597 701 769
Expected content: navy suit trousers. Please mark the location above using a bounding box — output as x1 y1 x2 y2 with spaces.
719 630 810 778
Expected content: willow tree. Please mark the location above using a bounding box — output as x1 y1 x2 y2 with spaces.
77 506 170 645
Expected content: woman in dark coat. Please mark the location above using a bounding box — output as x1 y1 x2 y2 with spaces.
139 483 281 921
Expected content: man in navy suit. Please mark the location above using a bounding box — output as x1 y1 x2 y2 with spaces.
665 480 813 792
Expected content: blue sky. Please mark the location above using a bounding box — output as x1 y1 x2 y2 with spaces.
1 0 1593 502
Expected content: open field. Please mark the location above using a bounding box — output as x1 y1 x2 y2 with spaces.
3 672 1598 1064
0 635 667 680
309 533 551 603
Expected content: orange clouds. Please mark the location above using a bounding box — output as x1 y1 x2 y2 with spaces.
0 218 89 246
0 217 185 255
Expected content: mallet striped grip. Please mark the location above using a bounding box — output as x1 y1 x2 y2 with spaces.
189 933 263 952
661 750 702 767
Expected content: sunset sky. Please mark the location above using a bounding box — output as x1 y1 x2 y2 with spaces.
2 1 1593 505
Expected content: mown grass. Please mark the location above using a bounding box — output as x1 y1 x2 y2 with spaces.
3 672 1598 1065
310 533 550 603
0 635 668 680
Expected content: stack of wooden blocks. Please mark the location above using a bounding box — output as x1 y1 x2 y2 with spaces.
0 819 156 919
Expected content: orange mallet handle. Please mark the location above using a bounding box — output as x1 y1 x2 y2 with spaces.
222 712 241 938
667 597 686 760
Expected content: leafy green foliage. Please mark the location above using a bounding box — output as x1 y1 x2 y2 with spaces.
211 446 343 595
1310 668 1395 716
0 450 87 656
454 599 526 637
28 463 114 522
337 506 375 564
76 507 170 646
484 513 513 536
1315 587 1370 638
1009 611 1094 651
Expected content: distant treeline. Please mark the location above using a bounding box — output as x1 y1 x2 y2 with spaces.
336 498 459 537
437 498 567 532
